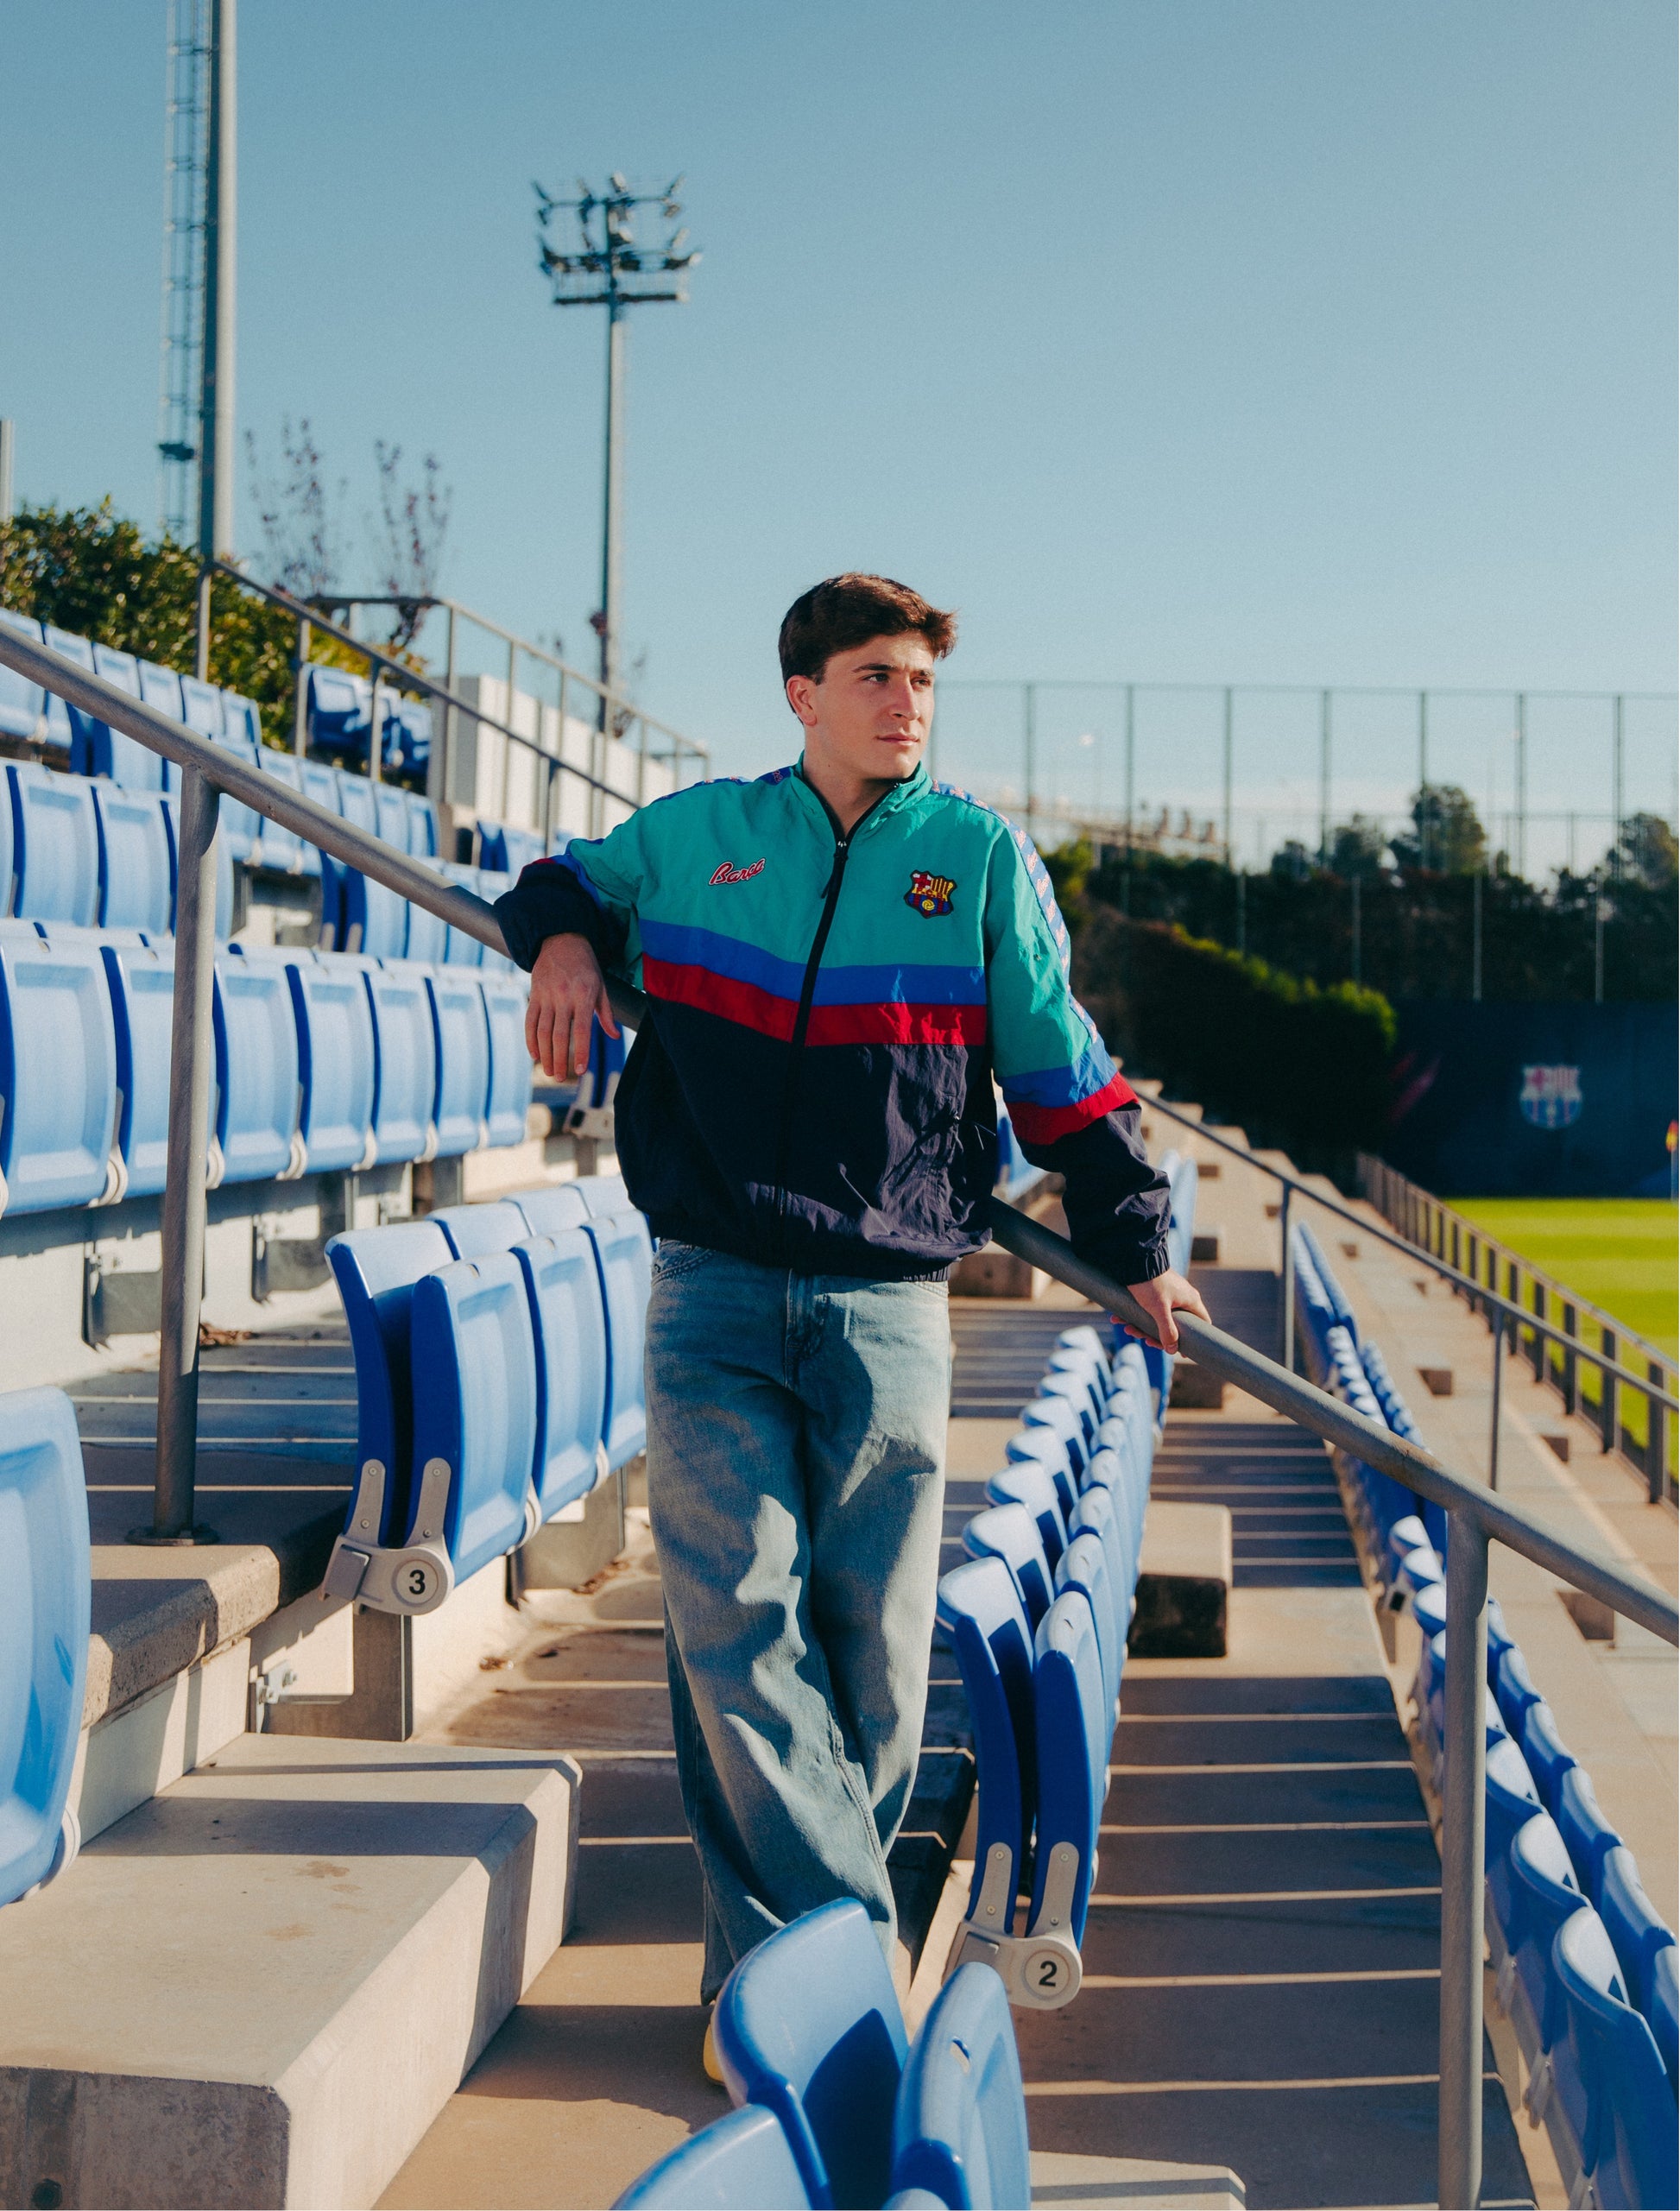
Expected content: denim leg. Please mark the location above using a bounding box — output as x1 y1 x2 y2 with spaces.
644 1246 950 2001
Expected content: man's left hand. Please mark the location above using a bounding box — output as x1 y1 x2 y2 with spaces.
1118 1267 1209 1355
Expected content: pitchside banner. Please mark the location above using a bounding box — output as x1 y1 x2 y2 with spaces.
1386 1002 1678 1197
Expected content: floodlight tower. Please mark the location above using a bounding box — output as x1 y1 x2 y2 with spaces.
534 174 698 719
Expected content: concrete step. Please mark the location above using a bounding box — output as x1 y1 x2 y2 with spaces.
0 1733 581 2211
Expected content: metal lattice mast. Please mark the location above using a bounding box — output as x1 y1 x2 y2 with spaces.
156 0 212 543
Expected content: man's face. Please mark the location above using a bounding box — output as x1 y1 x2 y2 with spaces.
786 633 935 785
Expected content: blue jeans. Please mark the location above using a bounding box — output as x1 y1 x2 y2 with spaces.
644 1243 951 2000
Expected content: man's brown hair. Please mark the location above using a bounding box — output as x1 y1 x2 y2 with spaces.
778 573 958 685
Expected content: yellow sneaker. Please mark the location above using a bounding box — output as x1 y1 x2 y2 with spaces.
701 2011 725 2085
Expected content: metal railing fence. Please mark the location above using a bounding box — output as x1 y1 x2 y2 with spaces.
0 623 1674 2211
1358 1153 1677 1502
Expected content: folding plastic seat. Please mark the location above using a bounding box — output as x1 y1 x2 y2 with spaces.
101 937 186 1197
578 1172 630 1216
1504 1811 1586 2094
1001 1425 1077 1526
515 1227 611 1521
402 894 449 965
1045 1344 1108 1417
475 869 517 974
92 784 174 933
1484 1735 1543 1965
40 624 92 755
321 844 409 959
888 1961 1029 2211
408 1252 540 1585
292 758 343 878
1056 1527 1125 1722
1029 1588 1108 1951
327 1220 457 1549
1483 1595 1516 1690
1557 1766 1624 1906
584 1209 654 1469
404 790 441 860
1651 1945 1678 2092
985 1461 1067 1569
938 1558 1036 1946
0 609 46 742
1494 1645 1544 1743
288 952 378 1172
439 860 488 965
205 730 262 865
372 780 408 851
1520 1701 1576 1820
178 671 226 746
7 762 100 925
212 948 302 1183
307 665 370 755
161 789 235 938
0 923 119 1211
0 1386 91 1905
1068 1479 1138 1625
387 698 433 779
1036 1368 1096 1449
1016 1393 1086 1480
613 2105 812 2210
1055 1322 1110 1375
135 656 182 791
481 968 534 1145
713 1897 909 2211
250 753 306 874
1551 1905 1679 2211
1596 1846 1677 2023
1081 1440 1146 1562
359 957 437 1166
963 1504 1055 1632
430 1200 529 1259
509 1182 592 1236
73 644 164 790
426 966 491 1156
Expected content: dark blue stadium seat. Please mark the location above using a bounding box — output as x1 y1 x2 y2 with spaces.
1028 1588 1108 1951
1551 1905 1679 2211
360 957 438 1166
510 1182 592 1236
1484 1735 1544 1963
1494 1646 1544 1743
0 1387 91 1905
1505 1811 1585 2104
40 625 92 755
614 2106 812 2210
92 785 174 933
212 949 302 1183
1056 1527 1125 1722
79 645 166 790
889 1961 1030 2211
515 1227 611 1521
481 968 534 1144
714 1898 909 2211
287 952 377 1172
251 753 306 874
387 698 433 779
1651 1944 1678 2094
430 1200 529 1260
584 1210 653 1469
307 665 370 755
1520 1702 1577 1820
1035 1368 1096 1449
1015 1393 1085 1480
426 967 490 1155
984 1462 1067 1570
0 924 118 1211
963 1503 1055 1632
938 1557 1036 1938
1596 1846 1677 2023
7 763 100 925
1557 1766 1624 1906
409 1253 540 1582
102 937 181 1197
327 1221 456 1548
0 610 46 742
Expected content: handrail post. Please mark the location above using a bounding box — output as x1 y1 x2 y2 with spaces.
136 764 221 1545
440 602 457 809
194 563 213 682
1561 1302 1578 1416
1601 1330 1618 1455
1438 1515 1489 2211
366 645 382 787
1488 1313 1506 1491
1279 1184 1294 1372
1647 1361 1666 1505
293 614 310 757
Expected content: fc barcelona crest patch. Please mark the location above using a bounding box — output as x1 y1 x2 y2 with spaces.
905 869 957 918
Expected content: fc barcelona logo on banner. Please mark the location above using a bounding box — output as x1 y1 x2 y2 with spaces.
1519 1065 1582 1130
905 869 957 919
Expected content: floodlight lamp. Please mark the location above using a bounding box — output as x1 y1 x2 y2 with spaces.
666 173 685 196
609 170 628 193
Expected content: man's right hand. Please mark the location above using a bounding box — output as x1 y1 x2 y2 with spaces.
526 932 621 1082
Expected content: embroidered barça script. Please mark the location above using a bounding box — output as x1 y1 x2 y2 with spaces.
710 859 766 886
905 869 957 918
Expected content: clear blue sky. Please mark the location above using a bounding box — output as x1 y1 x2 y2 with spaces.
2 0 1674 834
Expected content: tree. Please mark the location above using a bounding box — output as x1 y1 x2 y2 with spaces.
1390 784 1486 875
245 418 345 602
1614 812 1677 891
369 439 452 650
1041 838 1094 930
1326 814 1389 880
1270 839 1315 881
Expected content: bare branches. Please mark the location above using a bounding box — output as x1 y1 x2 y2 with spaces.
244 418 344 600
369 440 452 650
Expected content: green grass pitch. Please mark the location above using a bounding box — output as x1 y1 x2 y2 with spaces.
1449 1197 1677 1357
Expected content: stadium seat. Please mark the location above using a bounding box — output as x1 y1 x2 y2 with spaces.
373 780 408 853
1650 1944 1678 2093
963 1504 1055 1632
1551 1905 1679 2211
938 1558 1036 1938
712 1897 909 2211
290 758 344 878
1035 1368 1096 1448
1056 1526 1126 1721
888 1961 1030 2211
78 644 165 790
481 968 534 1144
1484 1735 1544 1960
578 1172 629 1216
1073 1466 1140 1610
206 730 262 865
359 957 437 1166
212 949 302 1183
404 790 440 860
161 789 235 939
326 1220 456 1549
0 924 118 1211
1028 1588 1108 1949
40 625 93 755
585 1210 654 1469
476 869 518 973
324 774 407 954
102 937 181 1197
0 609 46 742
92 784 174 933
178 673 224 742
1596 1846 1677 2023
430 1200 529 1259
515 1227 611 1520
306 665 370 756
7 762 100 925
402 889 449 965
1494 1646 1544 1743
509 1182 592 1236
1520 1702 1577 1820
136 658 184 788
426 967 490 1155
250 753 306 874
388 698 433 780
1001 1425 1077 1527
1016 1393 1086 1480
0 1387 91 1905
985 1461 1068 1569
439 861 486 964
613 2105 812 2210
1557 1766 1624 1906
408 1252 540 1584
1505 1810 1586 2095
287 952 377 1172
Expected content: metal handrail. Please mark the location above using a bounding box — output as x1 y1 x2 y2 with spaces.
0 622 1673 2211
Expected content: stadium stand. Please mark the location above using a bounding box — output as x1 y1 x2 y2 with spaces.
614 2105 812 2210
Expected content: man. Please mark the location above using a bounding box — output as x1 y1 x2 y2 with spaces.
496 573 1207 2048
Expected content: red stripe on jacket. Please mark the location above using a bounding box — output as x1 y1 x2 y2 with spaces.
1006 1071 1138 1146
642 958 988 1048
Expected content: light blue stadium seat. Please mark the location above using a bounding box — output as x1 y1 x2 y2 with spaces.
515 1228 611 1521
40 625 92 755
136 658 184 791
206 728 262 865
714 1897 909 2211
984 1462 1067 1570
161 790 235 939
360 957 437 1166
292 759 343 878
1557 1766 1624 1907
439 861 487 964
614 2105 812 2210
1035 1368 1096 1449
510 1182 592 1237
578 1172 629 1216
404 790 440 859
1520 1701 1577 1820
889 1961 1030 2211
402 880 450 965
1015 1393 1086 1480
92 785 174 933
1056 1528 1125 1723
212 950 302 1183
374 780 408 852
430 1201 529 1260
288 952 377 1172
1000 1425 1077 1526
0 1386 91 1905
326 1220 456 1548
1597 1846 1677 2024
1029 1588 1108 1950
477 869 517 973
323 847 410 959
251 753 306 874
102 937 184 1197
7 762 100 925
1494 1645 1543 1743
0 609 46 742
1551 1905 1679 2211
938 1558 1035 1937
79 644 165 790
963 1503 1054 1632
0 925 118 1211
1074 1462 1141 1604
426 967 490 1156
482 968 534 1144
307 665 370 755
409 1253 540 1583
178 673 224 742
1505 1811 1585 2096
585 1210 653 1469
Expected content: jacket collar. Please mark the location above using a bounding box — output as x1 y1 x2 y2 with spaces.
790 758 929 837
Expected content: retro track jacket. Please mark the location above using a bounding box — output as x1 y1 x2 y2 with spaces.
495 761 1171 1286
